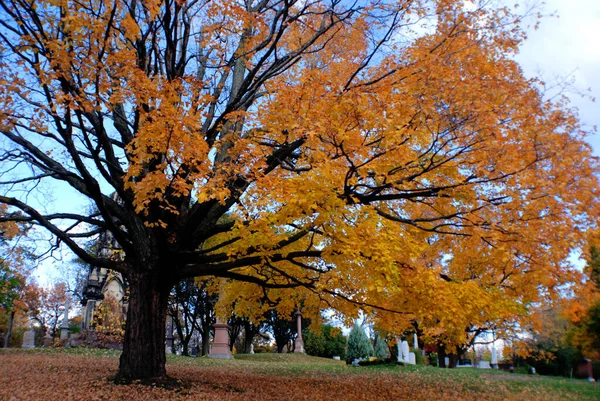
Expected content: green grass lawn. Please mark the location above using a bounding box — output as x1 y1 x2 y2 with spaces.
1 348 598 400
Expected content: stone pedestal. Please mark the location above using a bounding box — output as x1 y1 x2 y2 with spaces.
209 318 233 359
294 310 304 353
22 328 35 348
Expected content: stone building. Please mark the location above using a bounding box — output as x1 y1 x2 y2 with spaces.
80 230 127 330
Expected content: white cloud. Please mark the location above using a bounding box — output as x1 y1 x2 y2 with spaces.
514 0 600 150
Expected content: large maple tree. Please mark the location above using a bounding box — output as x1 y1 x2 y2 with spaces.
0 0 598 379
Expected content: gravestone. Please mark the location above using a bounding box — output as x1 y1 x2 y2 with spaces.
478 360 491 369
413 333 418 351
401 341 410 362
293 310 305 353
491 345 498 369
409 352 416 365
250 344 255 354
22 327 35 348
208 318 233 359
42 331 53 347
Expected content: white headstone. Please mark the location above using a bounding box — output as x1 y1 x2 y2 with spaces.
401 341 410 361
409 352 416 365
478 360 491 369
413 333 418 350
444 357 449 367
250 344 255 354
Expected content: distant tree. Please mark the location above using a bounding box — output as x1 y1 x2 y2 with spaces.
0 204 31 347
168 278 216 356
346 323 373 363
566 243 600 360
0 260 23 348
27 282 68 340
586 245 600 287
264 310 294 353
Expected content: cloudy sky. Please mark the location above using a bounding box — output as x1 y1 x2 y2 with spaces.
515 0 600 153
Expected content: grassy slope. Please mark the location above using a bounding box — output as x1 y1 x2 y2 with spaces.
0 348 598 400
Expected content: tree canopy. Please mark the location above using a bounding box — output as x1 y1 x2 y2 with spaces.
0 0 598 379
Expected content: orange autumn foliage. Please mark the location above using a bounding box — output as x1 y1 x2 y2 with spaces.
0 0 598 378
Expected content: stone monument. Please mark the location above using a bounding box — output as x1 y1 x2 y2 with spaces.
491 345 498 369
22 326 35 349
294 310 305 353
208 318 233 359
60 298 70 341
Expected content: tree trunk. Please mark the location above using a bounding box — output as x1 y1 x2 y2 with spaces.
243 321 257 354
181 337 189 356
3 310 15 348
448 354 457 368
438 346 447 368
117 271 171 381
201 322 211 356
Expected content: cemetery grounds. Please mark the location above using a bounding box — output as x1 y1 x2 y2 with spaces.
0 349 598 400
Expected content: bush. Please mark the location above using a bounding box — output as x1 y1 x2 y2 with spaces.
427 352 438 367
358 359 400 367
304 324 347 360
323 325 347 360
411 347 426 365
346 323 372 364
304 330 326 356
253 344 274 353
